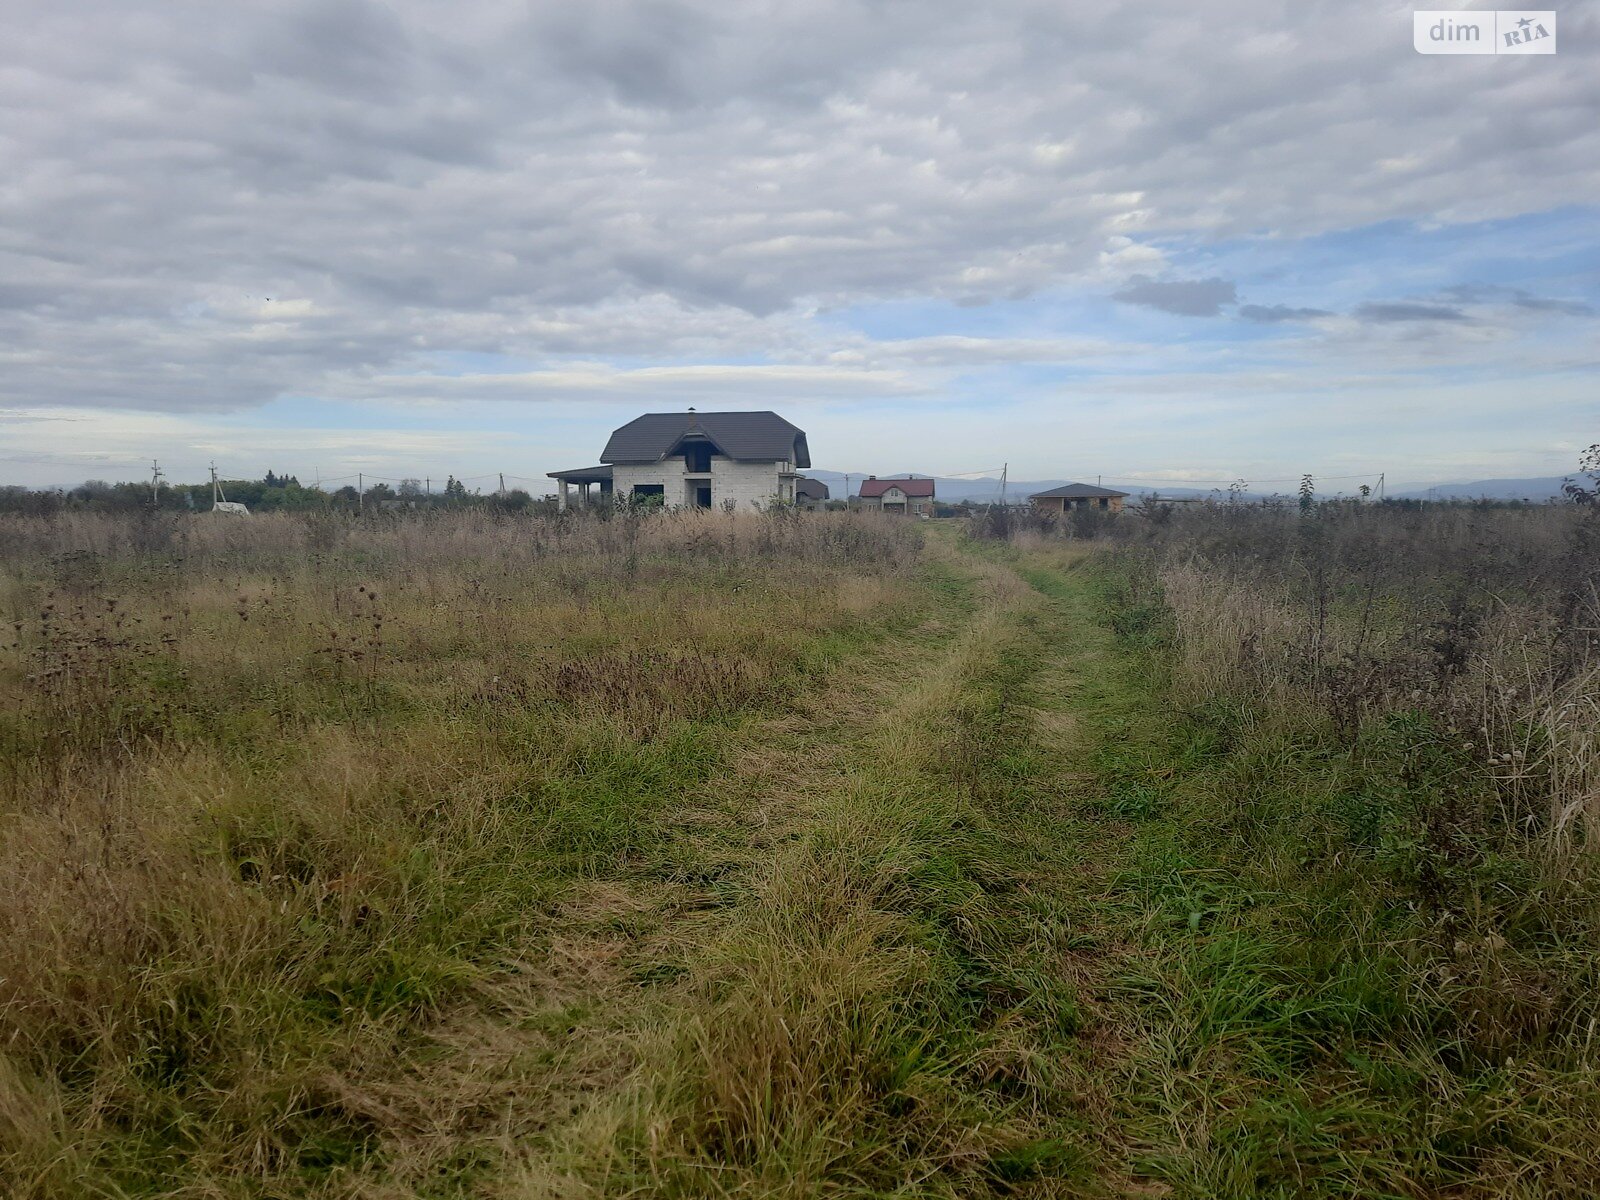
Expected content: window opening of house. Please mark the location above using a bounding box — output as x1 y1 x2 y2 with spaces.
683 442 714 473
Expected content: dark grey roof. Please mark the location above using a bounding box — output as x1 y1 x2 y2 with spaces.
600 411 810 467
547 464 613 482
1030 482 1130 499
795 476 829 500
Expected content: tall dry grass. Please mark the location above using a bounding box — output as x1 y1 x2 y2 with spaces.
1085 500 1600 1112
0 507 924 1196
964 503 1600 1195
1112 502 1600 853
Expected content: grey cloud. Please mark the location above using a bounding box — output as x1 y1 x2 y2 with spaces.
1 0 1598 411
1354 302 1470 323
254 0 417 101
335 362 924 406
1442 285 1596 317
1513 295 1595 317
845 335 1131 366
1112 276 1238 317
0 410 88 423
1238 303 1332 323
534 2 722 108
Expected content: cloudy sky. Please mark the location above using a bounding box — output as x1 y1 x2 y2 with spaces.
2 0 1597 491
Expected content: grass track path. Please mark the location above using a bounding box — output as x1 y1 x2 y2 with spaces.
453 530 1600 1200
503 533 1166 1198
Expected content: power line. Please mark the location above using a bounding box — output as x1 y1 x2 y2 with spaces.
942 466 1008 479
1107 471 1387 486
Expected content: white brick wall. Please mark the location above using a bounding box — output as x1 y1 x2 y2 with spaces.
711 459 787 509
611 459 787 510
610 463 676 502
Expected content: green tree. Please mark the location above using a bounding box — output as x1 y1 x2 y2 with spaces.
1563 444 1599 505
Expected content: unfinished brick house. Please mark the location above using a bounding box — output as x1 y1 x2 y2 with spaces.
1029 483 1129 514
548 410 810 512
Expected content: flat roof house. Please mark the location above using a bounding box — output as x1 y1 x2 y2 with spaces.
548 410 810 512
1030 483 1129 514
856 476 935 516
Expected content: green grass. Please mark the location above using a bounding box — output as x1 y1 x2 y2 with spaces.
508 536 1133 1195
1056 545 1600 1199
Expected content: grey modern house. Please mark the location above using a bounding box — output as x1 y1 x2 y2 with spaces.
794 476 830 510
549 410 811 511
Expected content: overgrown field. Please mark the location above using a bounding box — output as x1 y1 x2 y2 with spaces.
1064 500 1600 1196
2 503 1598 1198
0 510 932 1195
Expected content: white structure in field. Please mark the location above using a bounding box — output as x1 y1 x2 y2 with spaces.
208 465 250 515
548 410 811 512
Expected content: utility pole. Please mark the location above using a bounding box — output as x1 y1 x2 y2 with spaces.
999 463 1008 506
358 472 364 512
210 463 222 507
425 477 430 496
150 459 163 506
1378 472 1385 501
499 472 506 496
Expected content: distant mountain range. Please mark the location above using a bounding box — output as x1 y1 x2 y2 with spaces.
1388 477 1572 501
803 471 1577 505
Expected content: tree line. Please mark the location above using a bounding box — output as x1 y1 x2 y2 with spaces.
0 473 545 515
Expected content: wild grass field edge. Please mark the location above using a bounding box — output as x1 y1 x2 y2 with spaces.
1061 501 1600 1196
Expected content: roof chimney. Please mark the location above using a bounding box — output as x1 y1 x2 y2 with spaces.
868 474 876 480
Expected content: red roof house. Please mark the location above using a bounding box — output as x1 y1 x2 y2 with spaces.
857 476 935 515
